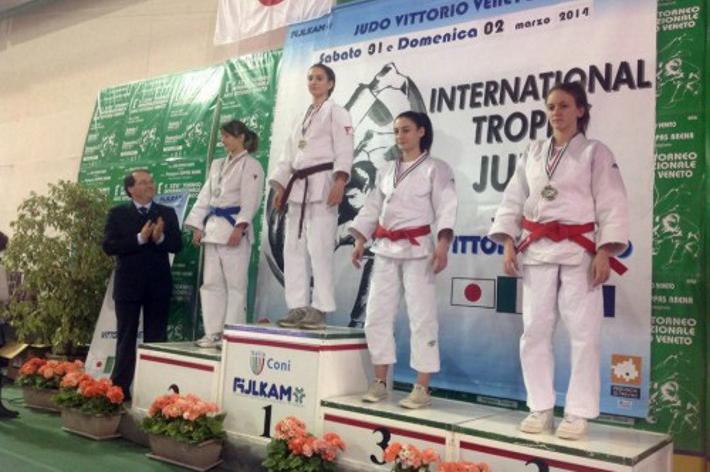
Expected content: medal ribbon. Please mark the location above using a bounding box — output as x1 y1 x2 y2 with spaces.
216 150 247 192
545 141 568 179
301 102 324 137
394 152 429 188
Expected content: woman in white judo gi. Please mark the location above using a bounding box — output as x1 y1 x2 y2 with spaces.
489 82 629 439
350 111 457 409
185 120 265 348
269 63 354 330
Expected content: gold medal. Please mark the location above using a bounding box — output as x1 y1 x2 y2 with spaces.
541 184 558 201
298 139 307 150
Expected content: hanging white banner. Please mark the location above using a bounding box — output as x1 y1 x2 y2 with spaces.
214 0 334 45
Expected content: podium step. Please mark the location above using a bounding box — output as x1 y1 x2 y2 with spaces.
133 342 223 412
321 393 673 471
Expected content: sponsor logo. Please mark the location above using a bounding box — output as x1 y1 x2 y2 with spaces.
249 351 292 376
250 351 266 375
611 354 642 385
232 377 306 405
258 0 284 6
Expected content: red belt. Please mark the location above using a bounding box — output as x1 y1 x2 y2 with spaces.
517 218 627 275
374 224 431 246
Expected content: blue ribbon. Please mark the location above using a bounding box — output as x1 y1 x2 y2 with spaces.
204 206 241 227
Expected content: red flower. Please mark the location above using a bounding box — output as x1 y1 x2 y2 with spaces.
106 386 124 404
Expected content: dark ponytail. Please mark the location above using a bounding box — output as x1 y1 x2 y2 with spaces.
220 119 259 153
395 111 434 152
244 129 259 153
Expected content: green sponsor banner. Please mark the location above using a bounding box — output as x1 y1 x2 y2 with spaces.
656 0 705 114
643 0 707 455
647 114 707 453
79 67 225 340
638 275 706 452
79 56 284 337
218 50 282 322
653 113 704 276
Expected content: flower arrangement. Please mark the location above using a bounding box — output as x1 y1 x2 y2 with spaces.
263 416 346 472
53 372 124 415
437 461 491 472
141 393 225 444
16 357 84 389
384 442 440 472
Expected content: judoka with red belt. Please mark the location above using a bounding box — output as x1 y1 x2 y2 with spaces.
185 121 264 348
351 111 457 410
270 63 354 330
489 82 629 440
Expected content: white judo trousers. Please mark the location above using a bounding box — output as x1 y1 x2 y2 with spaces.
283 201 337 312
520 252 602 419
364 256 439 373
200 242 250 335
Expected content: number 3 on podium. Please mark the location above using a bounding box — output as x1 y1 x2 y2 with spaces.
370 427 391 465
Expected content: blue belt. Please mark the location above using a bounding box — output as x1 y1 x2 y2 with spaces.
204 206 241 227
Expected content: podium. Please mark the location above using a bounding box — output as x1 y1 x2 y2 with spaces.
131 326 673 471
218 324 370 438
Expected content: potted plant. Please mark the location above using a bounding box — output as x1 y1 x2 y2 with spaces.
53 372 125 439
142 393 225 471
437 461 491 472
383 442 440 472
1 180 112 356
262 416 346 472
16 357 84 412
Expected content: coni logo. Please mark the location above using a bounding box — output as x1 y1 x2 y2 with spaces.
249 350 293 376
250 351 266 375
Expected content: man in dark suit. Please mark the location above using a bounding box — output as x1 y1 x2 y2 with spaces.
102 169 182 399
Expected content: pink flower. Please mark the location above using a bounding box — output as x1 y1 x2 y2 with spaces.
162 403 183 418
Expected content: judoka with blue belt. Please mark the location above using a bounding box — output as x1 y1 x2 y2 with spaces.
185 120 265 348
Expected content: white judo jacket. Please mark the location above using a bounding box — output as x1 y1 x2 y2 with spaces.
350 155 458 259
185 151 265 244
489 134 629 265
269 99 354 202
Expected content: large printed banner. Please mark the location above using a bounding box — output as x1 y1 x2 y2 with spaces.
79 67 225 340
256 0 657 417
639 0 707 454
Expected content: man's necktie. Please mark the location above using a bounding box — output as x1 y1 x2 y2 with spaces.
139 207 148 216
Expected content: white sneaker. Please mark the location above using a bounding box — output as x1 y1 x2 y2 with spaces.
519 409 554 434
195 333 222 349
556 415 588 440
398 384 432 409
362 380 387 403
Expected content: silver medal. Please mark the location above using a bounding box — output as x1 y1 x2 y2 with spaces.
541 184 558 201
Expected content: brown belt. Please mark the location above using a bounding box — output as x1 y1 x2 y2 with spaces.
281 162 334 238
